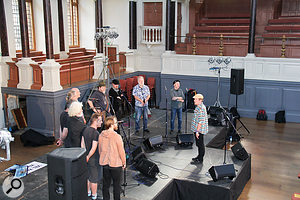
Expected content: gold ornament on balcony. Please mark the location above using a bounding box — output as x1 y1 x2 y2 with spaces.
281 35 286 58
192 34 196 55
219 34 224 56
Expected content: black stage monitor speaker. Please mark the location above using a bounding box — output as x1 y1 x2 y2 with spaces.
143 135 163 149
131 146 146 162
231 142 249 161
176 134 194 146
208 164 236 182
47 148 88 200
230 68 244 95
135 158 159 178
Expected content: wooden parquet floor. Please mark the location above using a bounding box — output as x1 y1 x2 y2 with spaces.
237 118 300 200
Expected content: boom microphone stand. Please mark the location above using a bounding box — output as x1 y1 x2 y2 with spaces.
185 88 188 133
164 86 169 138
219 106 240 164
121 90 136 147
119 122 139 196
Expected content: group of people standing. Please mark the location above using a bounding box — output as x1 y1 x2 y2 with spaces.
57 85 126 200
56 76 208 199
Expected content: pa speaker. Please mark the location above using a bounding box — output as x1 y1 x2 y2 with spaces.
208 164 236 182
131 146 146 162
231 142 249 161
176 134 194 146
143 135 163 149
47 148 88 200
230 68 244 95
135 158 159 178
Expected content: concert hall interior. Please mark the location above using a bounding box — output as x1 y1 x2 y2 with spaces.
0 0 300 200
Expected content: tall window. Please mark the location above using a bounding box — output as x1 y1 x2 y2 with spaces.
12 0 35 51
67 0 80 47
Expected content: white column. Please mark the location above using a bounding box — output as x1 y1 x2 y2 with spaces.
125 50 136 72
40 59 63 91
0 56 13 129
0 56 13 87
93 53 104 80
3 0 16 58
16 58 36 89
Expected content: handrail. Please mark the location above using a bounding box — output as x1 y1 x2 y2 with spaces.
174 35 300 40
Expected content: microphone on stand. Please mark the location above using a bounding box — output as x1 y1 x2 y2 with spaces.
88 98 99 101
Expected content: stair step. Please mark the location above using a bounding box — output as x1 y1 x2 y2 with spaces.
194 26 249 32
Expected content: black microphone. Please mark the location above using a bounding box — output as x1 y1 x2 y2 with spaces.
89 98 99 101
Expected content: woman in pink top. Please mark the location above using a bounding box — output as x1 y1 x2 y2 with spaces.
98 116 126 200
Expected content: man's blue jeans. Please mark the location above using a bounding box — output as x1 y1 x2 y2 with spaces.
135 106 148 131
171 107 182 131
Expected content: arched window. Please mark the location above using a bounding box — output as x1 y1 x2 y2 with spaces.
12 0 36 51
67 0 80 47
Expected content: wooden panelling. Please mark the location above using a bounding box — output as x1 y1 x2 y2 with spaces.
30 64 43 90
7 62 19 88
204 0 250 18
144 2 162 26
281 0 300 16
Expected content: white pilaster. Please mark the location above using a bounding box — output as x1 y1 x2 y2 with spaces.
60 51 69 59
125 51 136 72
40 59 63 91
16 58 36 89
93 53 104 80
0 56 12 87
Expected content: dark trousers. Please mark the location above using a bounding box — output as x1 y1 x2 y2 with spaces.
194 133 205 161
102 165 122 200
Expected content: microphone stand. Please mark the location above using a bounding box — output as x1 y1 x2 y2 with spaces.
119 122 139 196
164 87 168 138
219 106 240 164
121 90 136 147
185 88 188 133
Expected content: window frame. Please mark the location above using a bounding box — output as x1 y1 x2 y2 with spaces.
12 0 36 52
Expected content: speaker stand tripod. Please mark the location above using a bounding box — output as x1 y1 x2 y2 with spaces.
234 95 250 134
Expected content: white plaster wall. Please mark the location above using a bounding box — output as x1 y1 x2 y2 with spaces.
78 0 96 49
33 0 46 53
102 0 130 52
162 53 300 83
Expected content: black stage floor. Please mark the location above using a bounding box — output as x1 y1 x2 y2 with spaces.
0 109 251 200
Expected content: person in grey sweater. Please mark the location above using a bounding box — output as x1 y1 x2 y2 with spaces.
170 80 185 134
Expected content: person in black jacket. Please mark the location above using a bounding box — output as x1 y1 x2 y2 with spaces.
58 101 86 147
88 81 111 119
109 79 123 119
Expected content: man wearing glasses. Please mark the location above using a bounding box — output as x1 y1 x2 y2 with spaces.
132 76 150 134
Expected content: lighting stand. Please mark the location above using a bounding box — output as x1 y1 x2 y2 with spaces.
208 57 231 108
